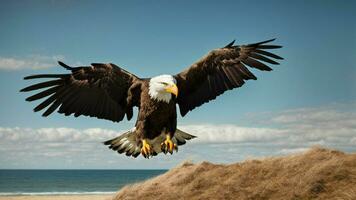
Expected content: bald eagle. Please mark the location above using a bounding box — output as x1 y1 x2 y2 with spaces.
21 39 283 158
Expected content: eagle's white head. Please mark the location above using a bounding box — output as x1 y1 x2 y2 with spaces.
149 75 178 103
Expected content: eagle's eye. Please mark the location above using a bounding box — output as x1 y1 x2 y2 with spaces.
159 82 168 86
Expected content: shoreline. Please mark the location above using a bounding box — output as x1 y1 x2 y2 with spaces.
0 194 114 200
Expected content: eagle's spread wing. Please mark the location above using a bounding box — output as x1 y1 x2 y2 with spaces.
21 62 140 122
174 39 283 116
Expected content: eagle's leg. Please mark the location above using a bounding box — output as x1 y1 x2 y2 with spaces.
141 139 153 158
161 134 177 154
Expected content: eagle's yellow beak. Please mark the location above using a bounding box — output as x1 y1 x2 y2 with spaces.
165 84 178 97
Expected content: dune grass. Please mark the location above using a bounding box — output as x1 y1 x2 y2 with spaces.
114 147 356 200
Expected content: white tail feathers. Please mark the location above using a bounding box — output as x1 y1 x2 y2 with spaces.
104 128 196 158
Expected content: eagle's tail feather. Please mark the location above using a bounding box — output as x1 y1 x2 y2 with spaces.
103 128 196 158
103 128 141 158
173 129 196 145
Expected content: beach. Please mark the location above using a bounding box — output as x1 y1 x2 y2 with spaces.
0 194 113 200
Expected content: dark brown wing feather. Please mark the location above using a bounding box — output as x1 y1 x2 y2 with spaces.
175 39 283 116
21 61 141 122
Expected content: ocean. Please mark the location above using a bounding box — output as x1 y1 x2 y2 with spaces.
0 169 167 196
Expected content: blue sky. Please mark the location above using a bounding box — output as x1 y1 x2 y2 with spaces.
0 0 355 169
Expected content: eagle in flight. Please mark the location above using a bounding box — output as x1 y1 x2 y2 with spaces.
21 39 283 158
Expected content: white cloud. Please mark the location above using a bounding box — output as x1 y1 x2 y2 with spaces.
178 102 356 146
0 127 117 143
1 103 355 147
0 55 64 70
179 124 286 143
277 147 310 155
0 102 355 169
351 137 356 145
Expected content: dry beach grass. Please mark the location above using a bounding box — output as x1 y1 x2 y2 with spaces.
114 147 356 200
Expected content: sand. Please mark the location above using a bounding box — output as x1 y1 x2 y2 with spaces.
114 147 356 200
0 194 113 200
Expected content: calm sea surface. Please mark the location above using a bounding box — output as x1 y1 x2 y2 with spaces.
0 169 167 196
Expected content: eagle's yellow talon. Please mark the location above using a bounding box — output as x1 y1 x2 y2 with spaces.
161 135 176 154
141 139 152 158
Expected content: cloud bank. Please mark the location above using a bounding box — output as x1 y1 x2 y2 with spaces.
0 102 355 168
0 55 64 70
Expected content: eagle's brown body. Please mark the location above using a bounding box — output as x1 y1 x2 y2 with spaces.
135 81 177 140
21 38 283 158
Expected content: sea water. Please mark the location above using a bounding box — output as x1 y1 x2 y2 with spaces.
0 169 166 196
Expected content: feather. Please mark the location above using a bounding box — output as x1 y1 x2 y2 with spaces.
57 87 80 115
33 93 57 112
236 63 257 80
250 52 280 65
249 38 276 46
242 57 272 71
255 49 283 60
58 61 75 70
25 86 61 101
224 40 235 48
38 87 68 115
257 45 282 49
223 66 241 87
42 99 61 116
218 68 234 89
24 74 65 80
20 80 62 92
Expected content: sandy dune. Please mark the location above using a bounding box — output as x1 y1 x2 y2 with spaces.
114 147 356 200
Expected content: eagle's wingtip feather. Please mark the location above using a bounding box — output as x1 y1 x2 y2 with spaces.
224 40 236 48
